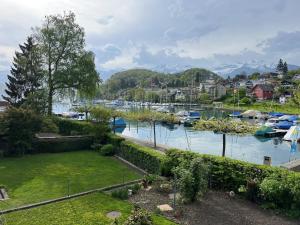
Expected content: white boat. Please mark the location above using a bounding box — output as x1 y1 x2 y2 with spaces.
241 110 263 119
283 126 300 141
265 118 279 127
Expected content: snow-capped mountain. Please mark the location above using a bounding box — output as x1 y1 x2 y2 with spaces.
212 62 300 77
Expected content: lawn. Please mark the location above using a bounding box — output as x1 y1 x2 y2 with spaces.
0 151 142 210
2 192 177 225
224 102 300 114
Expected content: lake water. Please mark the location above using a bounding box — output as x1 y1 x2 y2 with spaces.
53 102 300 166
117 121 300 166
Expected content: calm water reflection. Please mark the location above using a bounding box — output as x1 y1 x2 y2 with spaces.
119 121 300 166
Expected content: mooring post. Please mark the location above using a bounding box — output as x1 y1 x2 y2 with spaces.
113 117 116 134
222 133 226 157
137 121 139 133
153 121 156 148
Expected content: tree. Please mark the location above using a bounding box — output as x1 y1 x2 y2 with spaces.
2 37 43 107
276 59 284 73
283 61 288 76
34 11 99 115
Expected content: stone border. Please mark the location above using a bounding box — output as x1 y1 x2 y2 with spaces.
0 179 142 215
114 155 148 175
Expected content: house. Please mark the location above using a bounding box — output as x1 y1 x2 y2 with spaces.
199 78 226 99
292 74 300 82
279 96 287 104
281 80 294 88
245 80 254 89
251 84 274 100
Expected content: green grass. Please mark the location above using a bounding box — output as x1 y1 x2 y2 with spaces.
2 192 177 225
0 151 142 210
224 102 300 114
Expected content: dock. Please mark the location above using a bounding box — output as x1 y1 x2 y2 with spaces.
264 129 287 138
281 159 300 172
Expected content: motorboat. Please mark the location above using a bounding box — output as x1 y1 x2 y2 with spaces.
182 111 201 126
228 111 241 117
283 126 300 141
240 110 262 119
110 117 126 127
264 118 279 127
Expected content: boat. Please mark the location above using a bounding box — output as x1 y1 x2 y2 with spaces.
110 117 126 127
240 110 262 119
156 106 170 113
182 111 201 126
255 126 275 136
283 126 300 141
228 111 241 117
264 118 279 127
269 112 284 118
275 120 294 130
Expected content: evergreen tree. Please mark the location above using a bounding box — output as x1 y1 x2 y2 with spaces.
276 58 284 73
2 37 43 107
283 61 288 75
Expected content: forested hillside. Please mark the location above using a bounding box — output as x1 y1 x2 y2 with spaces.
104 68 222 94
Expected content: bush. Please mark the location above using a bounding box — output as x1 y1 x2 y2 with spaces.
1 107 42 156
173 157 209 202
240 97 252 105
117 141 165 174
260 173 300 210
124 206 153 225
99 144 114 156
31 136 93 154
111 188 129 200
40 117 59 133
51 117 94 135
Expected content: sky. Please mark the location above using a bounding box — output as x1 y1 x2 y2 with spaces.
1 0 300 79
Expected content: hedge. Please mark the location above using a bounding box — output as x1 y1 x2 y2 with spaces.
52 117 94 136
163 148 300 214
30 136 93 154
117 140 165 174
162 148 283 189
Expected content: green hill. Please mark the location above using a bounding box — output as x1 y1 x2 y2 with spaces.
104 68 222 93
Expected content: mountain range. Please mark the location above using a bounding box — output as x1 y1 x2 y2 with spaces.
98 62 300 80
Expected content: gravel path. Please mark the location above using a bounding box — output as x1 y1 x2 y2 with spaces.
129 188 300 225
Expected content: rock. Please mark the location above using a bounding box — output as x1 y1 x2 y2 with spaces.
168 193 181 200
106 211 121 219
157 204 173 212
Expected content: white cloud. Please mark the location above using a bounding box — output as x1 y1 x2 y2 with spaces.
1 0 300 74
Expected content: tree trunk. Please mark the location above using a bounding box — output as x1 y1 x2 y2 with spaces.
47 88 53 115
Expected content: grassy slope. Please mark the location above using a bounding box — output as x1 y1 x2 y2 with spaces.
224 102 300 114
3 193 176 225
0 151 141 210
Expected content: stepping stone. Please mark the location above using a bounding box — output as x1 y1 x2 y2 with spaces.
106 211 121 219
0 189 9 200
157 204 173 212
145 186 152 191
168 193 181 200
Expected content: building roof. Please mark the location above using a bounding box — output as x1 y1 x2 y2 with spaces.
252 84 274 92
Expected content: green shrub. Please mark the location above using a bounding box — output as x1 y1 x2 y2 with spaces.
173 157 209 202
99 144 114 156
240 97 252 105
52 117 94 135
1 107 42 156
117 141 165 174
260 172 300 210
124 206 153 225
107 133 125 147
31 136 93 154
40 117 59 133
111 188 129 200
